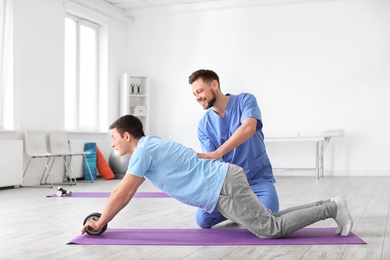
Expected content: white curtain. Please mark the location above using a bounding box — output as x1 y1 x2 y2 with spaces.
0 0 12 129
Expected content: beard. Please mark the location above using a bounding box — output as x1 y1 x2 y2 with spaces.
204 91 217 109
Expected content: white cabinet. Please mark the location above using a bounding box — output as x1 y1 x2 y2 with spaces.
0 141 23 187
120 73 150 134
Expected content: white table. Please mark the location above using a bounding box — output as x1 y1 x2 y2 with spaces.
264 129 345 179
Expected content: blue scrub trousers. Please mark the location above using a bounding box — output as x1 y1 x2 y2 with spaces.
196 180 279 228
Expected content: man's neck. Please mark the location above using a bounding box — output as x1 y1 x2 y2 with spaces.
130 138 140 155
212 93 229 118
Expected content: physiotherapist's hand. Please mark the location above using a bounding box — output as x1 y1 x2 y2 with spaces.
197 151 223 160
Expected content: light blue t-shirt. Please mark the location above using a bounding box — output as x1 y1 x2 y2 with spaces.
198 93 275 184
127 136 228 213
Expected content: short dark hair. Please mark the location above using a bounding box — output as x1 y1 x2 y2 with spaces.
188 69 220 87
109 115 145 139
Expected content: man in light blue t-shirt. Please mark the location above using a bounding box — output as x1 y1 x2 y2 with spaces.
189 69 279 228
81 115 353 238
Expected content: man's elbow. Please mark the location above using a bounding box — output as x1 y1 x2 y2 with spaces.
246 125 257 137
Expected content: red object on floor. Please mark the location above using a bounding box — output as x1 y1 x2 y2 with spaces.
96 146 115 180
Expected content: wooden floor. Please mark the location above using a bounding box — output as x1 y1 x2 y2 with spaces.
1 175 389 260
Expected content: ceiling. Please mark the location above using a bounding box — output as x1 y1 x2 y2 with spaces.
98 0 256 17
96 0 314 17
103 0 234 11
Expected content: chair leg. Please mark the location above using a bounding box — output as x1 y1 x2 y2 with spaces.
40 157 49 184
64 155 77 185
320 141 325 177
41 157 56 187
315 141 320 179
23 158 32 178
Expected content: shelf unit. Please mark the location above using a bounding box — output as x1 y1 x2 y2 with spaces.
120 73 150 134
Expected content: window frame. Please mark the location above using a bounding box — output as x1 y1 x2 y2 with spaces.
0 0 5 129
65 14 100 131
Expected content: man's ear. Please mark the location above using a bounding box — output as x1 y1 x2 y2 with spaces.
124 132 131 142
211 79 219 90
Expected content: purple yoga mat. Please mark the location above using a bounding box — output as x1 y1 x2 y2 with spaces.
47 191 170 198
67 228 366 246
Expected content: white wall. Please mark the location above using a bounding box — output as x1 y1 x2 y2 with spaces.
1 0 389 182
127 0 390 176
0 0 129 185
13 0 65 130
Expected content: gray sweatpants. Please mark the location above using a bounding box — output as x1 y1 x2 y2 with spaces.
216 164 337 238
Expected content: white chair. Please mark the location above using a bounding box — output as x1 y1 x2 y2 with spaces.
23 130 61 187
48 131 94 184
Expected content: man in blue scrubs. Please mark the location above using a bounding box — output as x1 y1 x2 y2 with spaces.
189 69 280 228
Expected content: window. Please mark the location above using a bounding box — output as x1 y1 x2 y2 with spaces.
0 0 12 129
0 0 5 128
65 15 99 131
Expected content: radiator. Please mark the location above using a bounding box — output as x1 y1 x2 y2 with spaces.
0 140 23 187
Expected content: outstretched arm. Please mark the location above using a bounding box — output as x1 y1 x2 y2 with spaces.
198 117 257 160
81 174 145 233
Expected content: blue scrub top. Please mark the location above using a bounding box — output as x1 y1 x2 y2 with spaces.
198 93 275 184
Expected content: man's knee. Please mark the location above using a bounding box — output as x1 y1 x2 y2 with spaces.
251 182 280 212
195 208 225 228
266 200 279 213
196 217 212 229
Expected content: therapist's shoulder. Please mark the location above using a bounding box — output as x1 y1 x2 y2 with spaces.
236 92 258 103
237 92 256 98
